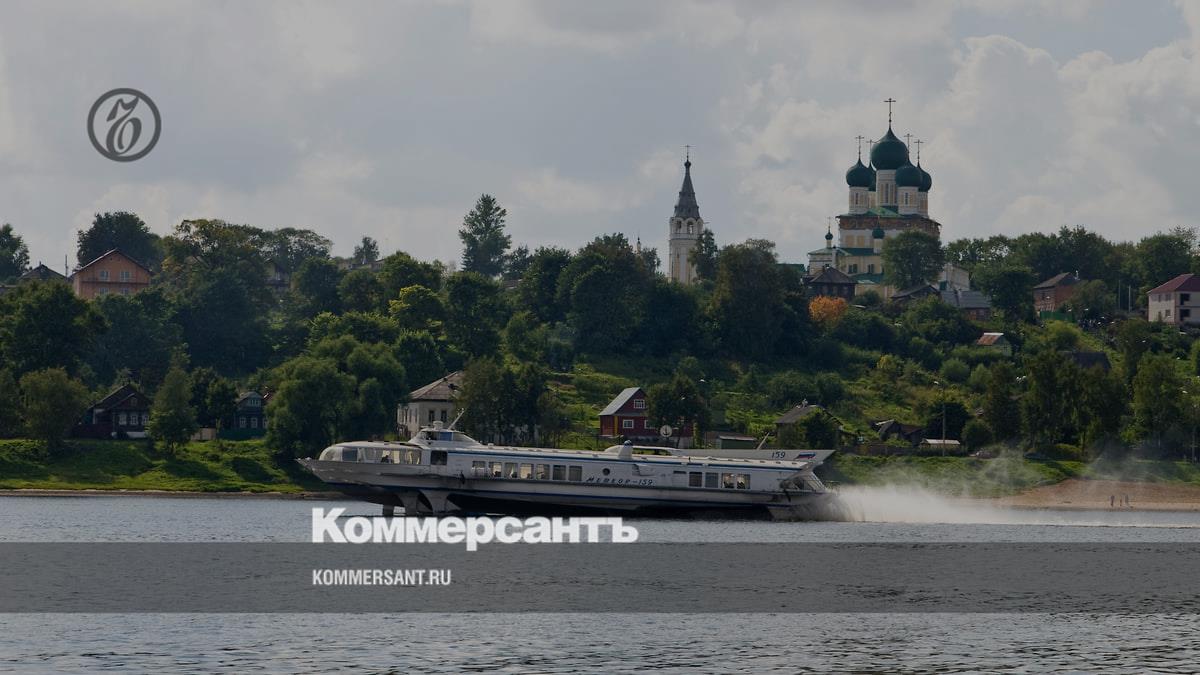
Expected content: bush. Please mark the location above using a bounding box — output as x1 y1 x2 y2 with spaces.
940 358 970 384
814 372 846 406
967 364 991 393
765 371 814 408
962 419 993 450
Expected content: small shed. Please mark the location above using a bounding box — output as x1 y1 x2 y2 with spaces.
976 332 1012 356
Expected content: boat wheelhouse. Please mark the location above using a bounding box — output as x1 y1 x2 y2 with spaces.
299 423 839 521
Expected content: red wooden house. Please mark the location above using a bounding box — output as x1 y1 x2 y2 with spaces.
598 387 693 442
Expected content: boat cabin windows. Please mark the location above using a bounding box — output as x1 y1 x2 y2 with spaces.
552 465 566 481
689 472 703 487
491 461 503 477
720 473 750 489
519 463 533 479
704 473 718 488
536 464 550 480
430 450 448 466
471 460 487 476
504 462 518 478
568 466 583 482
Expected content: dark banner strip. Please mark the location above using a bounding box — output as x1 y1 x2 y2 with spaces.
1 543 1198 613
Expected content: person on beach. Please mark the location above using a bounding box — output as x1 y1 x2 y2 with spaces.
1110 495 1115 508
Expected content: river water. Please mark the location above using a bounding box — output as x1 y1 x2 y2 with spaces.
1 494 1199 673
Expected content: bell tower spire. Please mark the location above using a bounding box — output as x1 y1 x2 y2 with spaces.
668 147 704 284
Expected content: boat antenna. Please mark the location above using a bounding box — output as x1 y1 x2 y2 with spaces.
448 408 467 431
756 431 773 450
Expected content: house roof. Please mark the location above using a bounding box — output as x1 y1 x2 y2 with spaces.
853 273 884 285
808 266 856 286
90 383 147 410
409 371 464 402
892 284 938 299
599 387 645 416
1148 273 1200 295
776 403 824 425
942 288 992 310
237 391 262 403
976 332 1007 346
806 246 879 257
76 249 152 274
921 439 961 446
19 264 66 282
1034 272 1080 290
1067 351 1111 371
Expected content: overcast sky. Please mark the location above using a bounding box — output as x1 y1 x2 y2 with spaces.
1 1 1197 270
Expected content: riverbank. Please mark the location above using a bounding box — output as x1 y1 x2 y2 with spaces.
987 478 1200 512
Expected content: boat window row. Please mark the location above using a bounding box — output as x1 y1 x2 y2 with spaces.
688 471 750 489
471 461 583 482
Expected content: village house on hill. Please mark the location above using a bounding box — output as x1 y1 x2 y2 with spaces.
71 249 152 300
1033 272 1081 314
397 372 463 437
1148 273 1200 327
74 383 151 439
599 386 693 446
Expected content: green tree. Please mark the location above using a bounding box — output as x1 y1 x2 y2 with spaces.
708 240 787 361
290 257 342 317
973 262 1036 322
961 419 993 450
647 372 710 439
0 223 30 281
0 369 21 437
77 212 162 269
503 311 548 362
0 282 107 376
20 368 91 450
779 411 838 449
1061 280 1116 321
267 357 356 457
689 228 719 282
377 251 443 299
1022 350 1078 449
148 365 197 454
445 272 505 358
882 230 944 289
457 357 515 443
1191 339 1200 377
190 367 238 429
353 236 380 266
1131 353 1186 453
161 220 273 374
395 330 448 389
388 285 445 332
983 362 1021 441
1074 364 1126 451
85 288 183 389
517 246 572 323
558 234 652 354
338 268 386 313
1131 230 1193 296
503 244 532 281
459 194 511 277
899 296 979 347
262 227 332 276
309 336 409 440
921 394 969 440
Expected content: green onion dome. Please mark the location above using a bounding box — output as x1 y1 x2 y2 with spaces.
870 126 909 170
918 162 932 192
845 158 875 188
873 226 885 239
825 230 834 241
895 160 922 188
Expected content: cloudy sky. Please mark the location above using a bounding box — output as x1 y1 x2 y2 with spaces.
1 1 1197 270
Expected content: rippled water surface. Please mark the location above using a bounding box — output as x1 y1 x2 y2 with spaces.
1 496 1198 673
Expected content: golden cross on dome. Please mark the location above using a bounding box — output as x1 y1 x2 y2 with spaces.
855 135 864 158
904 133 913 146
914 138 924 162
884 97 896 124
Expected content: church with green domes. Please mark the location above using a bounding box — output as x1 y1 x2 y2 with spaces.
807 109 948 299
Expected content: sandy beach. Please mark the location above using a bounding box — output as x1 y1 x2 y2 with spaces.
988 479 1200 512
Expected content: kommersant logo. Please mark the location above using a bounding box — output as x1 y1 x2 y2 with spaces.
87 88 161 162
312 508 639 551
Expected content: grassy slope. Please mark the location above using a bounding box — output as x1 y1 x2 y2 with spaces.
0 439 324 492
